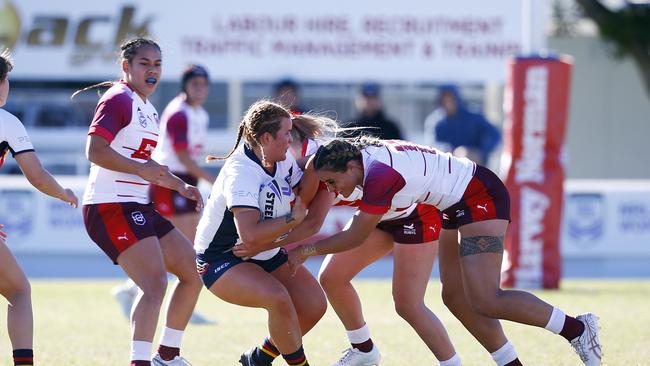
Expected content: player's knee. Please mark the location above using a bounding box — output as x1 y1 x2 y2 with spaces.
318 268 348 293
441 284 464 311
138 274 168 304
264 287 294 315
393 296 424 322
2 278 31 304
468 293 501 318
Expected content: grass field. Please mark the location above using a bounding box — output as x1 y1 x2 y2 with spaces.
0 279 648 365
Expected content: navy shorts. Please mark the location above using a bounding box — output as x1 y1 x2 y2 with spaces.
196 248 288 289
83 202 175 264
440 165 511 230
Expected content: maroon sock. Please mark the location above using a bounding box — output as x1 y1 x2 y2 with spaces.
157 344 180 361
130 361 150 366
560 315 585 341
505 358 523 366
351 338 374 353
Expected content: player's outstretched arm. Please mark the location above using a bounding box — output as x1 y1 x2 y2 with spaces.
14 151 78 207
288 210 381 274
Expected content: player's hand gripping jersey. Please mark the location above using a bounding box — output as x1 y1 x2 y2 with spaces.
83 82 161 205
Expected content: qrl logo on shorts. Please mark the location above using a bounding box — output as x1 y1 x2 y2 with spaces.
131 211 146 226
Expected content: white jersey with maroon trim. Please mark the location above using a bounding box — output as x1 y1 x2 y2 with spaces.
83 82 160 205
0 109 34 169
302 138 417 221
151 95 209 173
194 143 303 261
358 141 476 216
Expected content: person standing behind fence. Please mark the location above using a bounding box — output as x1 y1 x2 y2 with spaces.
345 82 403 140
274 78 307 115
76 38 204 366
1 48 78 366
424 85 500 166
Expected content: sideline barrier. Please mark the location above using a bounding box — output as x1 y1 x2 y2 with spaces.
2 177 650 262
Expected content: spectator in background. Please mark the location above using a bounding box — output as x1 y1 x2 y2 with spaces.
424 85 500 166
346 82 403 140
274 78 306 115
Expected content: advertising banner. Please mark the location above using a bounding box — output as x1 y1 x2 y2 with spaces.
0 0 533 82
501 55 573 289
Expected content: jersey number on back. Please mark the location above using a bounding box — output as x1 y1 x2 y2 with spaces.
131 138 157 160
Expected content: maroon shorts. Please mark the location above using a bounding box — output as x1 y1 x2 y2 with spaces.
376 204 441 244
440 165 511 230
83 202 175 264
149 173 198 217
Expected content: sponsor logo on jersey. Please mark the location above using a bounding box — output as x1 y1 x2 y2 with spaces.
131 211 146 225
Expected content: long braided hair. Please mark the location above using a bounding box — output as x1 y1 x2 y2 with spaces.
71 38 161 99
312 136 383 173
207 100 291 161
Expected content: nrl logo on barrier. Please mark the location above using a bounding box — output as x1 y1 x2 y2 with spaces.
565 193 604 243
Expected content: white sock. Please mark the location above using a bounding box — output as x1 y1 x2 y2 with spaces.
490 341 517 366
346 323 371 345
544 306 566 334
160 326 184 348
131 341 152 361
439 353 462 366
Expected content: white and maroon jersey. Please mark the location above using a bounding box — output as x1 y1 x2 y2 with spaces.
194 143 303 262
83 81 160 205
0 108 34 168
358 140 476 216
302 138 416 221
151 95 209 173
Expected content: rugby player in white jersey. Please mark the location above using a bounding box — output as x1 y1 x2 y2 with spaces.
195 101 327 366
111 64 215 325
289 138 602 366
76 38 203 366
1 48 78 366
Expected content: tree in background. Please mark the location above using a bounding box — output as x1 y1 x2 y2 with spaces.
575 0 650 99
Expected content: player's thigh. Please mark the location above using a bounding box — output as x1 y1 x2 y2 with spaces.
118 236 168 288
159 228 197 278
438 229 462 289
166 213 199 242
209 262 291 309
392 241 437 301
273 263 326 311
457 220 508 300
0 240 29 298
319 228 394 283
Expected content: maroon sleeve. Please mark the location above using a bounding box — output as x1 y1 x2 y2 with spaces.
166 111 189 151
359 161 406 215
88 91 133 142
